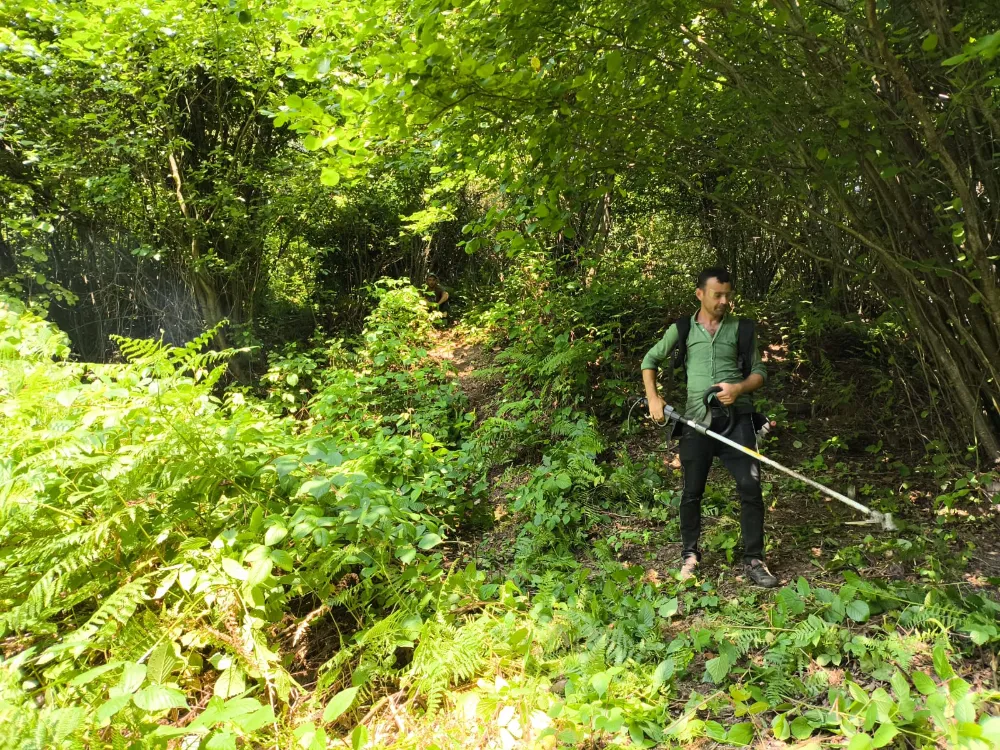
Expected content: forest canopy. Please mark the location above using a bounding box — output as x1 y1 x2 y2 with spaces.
2 1 1000 748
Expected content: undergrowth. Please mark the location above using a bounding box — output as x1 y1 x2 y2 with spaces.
1 263 999 749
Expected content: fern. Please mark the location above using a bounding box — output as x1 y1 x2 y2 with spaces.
48 575 153 658
898 603 962 632
406 616 494 715
2 546 103 632
791 614 828 649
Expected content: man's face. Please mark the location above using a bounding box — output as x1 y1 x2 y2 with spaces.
696 278 733 317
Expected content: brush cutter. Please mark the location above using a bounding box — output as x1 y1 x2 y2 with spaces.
640 387 897 531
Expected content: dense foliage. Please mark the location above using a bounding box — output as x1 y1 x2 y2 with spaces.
3 0 1000 748
3 273 1000 747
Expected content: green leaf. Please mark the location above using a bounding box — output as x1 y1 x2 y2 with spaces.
932 642 955 679
705 655 731 684
772 714 790 741
847 732 873 750
948 676 971 703
222 557 249 581
791 716 813 740
982 717 1000 746
846 600 870 622
264 525 288 546
270 549 295 571
590 671 611 697
417 533 442 550
726 723 753 745
777 588 805 615
97 695 131 724
179 565 197 591
890 671 910 699
298 479 331 498
55 389 78 407
652 658 674 689
848 681 869 703
190 697 261 729
234 704 275 733
554 472 572 489
606 50 623 74
146 641 178 685
294 721 325 750
50 707 83 742
246 558 274 588
817 147 830 161
873 723 899 748
922 34 939 52
352 725 369 750
323 686 359 723
215 667 246 699
658 598 678 618
705 721 727 741
133 684 188 712
119 662 147 695
320 167 341 187
396 545 417 564
69 661 123 687
206 732 238 750
911 671 937 695
476 62 496 79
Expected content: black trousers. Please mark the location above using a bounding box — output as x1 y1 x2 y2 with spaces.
679 412 765 563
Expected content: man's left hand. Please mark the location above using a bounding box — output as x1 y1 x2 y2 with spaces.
712 382 743 405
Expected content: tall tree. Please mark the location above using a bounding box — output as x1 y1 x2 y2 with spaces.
0 0 324 351
299 0 1000 456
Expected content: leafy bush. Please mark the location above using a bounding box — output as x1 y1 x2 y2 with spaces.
0 283 483 748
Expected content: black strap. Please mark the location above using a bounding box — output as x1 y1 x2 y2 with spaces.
737 318 755 379
671 315 692 372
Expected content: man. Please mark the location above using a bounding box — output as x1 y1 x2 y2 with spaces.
425 273 451 321
641 267 778 588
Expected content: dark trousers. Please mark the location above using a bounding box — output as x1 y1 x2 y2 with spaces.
679 412 765 563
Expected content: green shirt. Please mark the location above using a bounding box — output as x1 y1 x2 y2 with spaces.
641 314 767 424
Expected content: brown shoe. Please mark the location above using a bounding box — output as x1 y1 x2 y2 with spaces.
679 555 699 581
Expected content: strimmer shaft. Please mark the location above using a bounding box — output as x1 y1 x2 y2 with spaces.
661 405 897 531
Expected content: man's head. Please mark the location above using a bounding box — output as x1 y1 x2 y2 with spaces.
695 267 733 318
426 273 439 288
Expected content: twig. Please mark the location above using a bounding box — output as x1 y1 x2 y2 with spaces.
359 695 390 727
387 690 406 736
293 605 329 647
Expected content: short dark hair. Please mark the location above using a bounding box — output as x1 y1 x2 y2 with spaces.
697 267 731 289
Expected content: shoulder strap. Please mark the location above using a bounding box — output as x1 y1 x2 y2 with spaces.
737 318 755 379
671 315 693 372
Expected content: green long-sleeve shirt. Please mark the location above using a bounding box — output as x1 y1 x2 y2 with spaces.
641 314 767 424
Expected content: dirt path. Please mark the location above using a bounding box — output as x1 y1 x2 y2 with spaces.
427 329 498 418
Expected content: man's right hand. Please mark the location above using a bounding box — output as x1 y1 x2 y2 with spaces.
647 394 666 422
